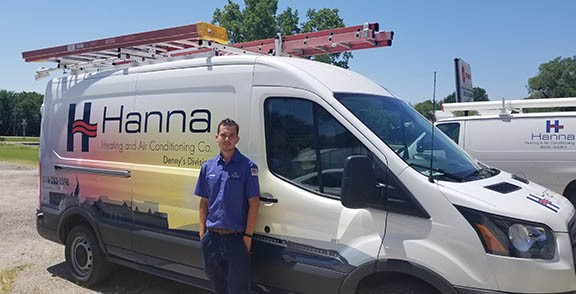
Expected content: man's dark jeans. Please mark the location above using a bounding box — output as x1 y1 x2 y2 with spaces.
201 231 251 294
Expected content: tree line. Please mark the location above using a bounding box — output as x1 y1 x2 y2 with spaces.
0 90 42 137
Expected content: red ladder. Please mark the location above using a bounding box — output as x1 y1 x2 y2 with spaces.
232 23 392 56
22 21 393 78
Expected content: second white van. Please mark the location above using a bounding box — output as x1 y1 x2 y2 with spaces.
436 107 576 204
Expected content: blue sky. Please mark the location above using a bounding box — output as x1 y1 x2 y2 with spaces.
2 0 574 105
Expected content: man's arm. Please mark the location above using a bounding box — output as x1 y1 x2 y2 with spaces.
244 196 260 251
199 197 209 239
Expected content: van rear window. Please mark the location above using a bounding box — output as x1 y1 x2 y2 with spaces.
437 123 461 144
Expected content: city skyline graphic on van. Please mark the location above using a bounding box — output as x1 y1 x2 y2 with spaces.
67 102 98 152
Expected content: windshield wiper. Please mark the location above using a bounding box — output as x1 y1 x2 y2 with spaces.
465 166 499 180
408 162 466 182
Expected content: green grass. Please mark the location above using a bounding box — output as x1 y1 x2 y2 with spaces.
0 264 30 294
0 143 39 166
0 136 39 143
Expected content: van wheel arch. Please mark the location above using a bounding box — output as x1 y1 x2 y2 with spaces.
340 259 457 294
57 207 107 255
563 181 576 207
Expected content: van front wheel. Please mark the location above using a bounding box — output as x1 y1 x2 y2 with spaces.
65 224 111 286
358 279 439 294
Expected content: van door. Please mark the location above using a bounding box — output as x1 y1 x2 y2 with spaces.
249 87 388 293
128 64 252 278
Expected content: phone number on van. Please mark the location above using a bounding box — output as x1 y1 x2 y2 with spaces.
42 176 70 186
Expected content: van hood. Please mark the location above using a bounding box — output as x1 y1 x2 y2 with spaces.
438 170 575 232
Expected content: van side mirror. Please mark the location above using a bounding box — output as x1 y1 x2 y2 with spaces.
341 155 377 209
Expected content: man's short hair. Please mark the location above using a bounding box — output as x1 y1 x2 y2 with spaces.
218 118 240 135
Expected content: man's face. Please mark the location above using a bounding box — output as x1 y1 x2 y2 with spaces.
216 125 239 152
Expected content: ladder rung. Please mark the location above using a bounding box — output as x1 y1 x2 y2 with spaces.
82 52 118 59
160 42 187 50
58 56 94 63
118 48 158 59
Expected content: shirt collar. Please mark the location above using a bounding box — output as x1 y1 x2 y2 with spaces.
217 148 242 164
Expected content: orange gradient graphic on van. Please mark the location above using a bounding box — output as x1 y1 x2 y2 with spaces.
131 165 204 230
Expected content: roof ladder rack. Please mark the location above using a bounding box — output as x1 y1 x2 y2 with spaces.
442 97 576 114
22 21 394 79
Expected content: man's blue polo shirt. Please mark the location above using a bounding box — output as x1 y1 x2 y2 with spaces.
195 149 260 232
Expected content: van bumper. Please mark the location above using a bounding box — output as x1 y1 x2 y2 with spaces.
36 208 61 244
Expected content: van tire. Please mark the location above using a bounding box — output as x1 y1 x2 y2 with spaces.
65 224 111 286
358 279 438 294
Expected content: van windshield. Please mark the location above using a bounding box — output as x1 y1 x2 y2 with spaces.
335 93 494 182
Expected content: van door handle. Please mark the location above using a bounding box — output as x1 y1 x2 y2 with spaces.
260 197 278 203
260 193 278 204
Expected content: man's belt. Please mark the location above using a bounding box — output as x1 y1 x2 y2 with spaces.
208 228 239 235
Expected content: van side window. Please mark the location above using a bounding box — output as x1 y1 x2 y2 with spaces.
264 97 371 197
436 122 460 144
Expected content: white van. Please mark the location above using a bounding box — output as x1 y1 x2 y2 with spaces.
436 102 576 205
29 25 576 293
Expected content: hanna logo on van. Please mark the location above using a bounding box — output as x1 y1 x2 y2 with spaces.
67 102 98 152
546 120 564 133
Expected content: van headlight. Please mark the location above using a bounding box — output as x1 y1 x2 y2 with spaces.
457 206 555 260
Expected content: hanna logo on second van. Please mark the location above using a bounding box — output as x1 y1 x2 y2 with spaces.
67 102 98 152
546 120 564 133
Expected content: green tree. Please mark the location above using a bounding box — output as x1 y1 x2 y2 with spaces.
242 0 278 41
212 1 244 43
0 90 17 135
413 87 489 118
276 7 300 36
472 87 489 102
13 91 43 137
442 87 489 104
212 0 351 68
528 56 576 98
300 8 351 68
413 100 440 121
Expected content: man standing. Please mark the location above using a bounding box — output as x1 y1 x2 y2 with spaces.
195 118 260 294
